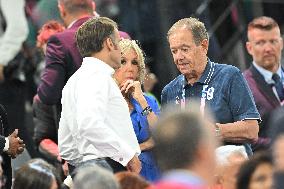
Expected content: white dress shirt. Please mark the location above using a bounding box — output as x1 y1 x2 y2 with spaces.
253 62 283 101
58 57 140 167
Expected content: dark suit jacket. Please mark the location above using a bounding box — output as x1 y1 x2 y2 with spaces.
37 17 91 105
0 104 12 189
243 65 281 148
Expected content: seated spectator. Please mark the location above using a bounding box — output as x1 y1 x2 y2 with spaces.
13 158 61 189
236 152 273 189
115 171 150 189
212 145 248 189
73 165 119 189
149 102 217 189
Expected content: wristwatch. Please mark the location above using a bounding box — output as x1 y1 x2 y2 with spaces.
141 106 153 116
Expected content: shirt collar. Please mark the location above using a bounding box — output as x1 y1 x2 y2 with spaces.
67 20 77 29
82 57 115 75
183 59 215 87
253 61 282 84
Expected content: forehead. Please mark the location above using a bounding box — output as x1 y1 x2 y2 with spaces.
248 27 281 41
168 28 194 48
122 48 138 58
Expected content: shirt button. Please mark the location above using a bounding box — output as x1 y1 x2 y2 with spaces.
119 157 123 162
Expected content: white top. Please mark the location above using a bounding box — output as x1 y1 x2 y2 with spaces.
58 57 140 167
0 0 28 66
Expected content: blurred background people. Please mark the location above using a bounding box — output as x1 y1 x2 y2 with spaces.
150 103 217 188
268 106 284 189
114 38 160 181
115 171 150 189
73 165 120 189
212 145 248 189
236 152 273 189
13 158 61 189
0 0 36 160
243 16 284 151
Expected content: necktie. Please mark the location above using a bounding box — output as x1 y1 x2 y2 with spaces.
272 73 284 102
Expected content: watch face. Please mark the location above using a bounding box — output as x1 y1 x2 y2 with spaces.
141 106 152 116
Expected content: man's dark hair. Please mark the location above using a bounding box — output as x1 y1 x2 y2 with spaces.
236 152 272 189
248 16 279 32
152 104 210 172
58 0 93 15
76 17 118 57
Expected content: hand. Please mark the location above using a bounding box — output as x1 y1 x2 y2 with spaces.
126 155 141 173
120 80 144 101
7 129 25 158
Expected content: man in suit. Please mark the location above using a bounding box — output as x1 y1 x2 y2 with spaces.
37 0 94 106
149 103 217 189
243 16 284 151
0 104 25 189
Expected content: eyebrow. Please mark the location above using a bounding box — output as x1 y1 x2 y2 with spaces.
170 44 191 49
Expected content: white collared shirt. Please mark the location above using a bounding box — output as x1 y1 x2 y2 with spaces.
253 62 283 101
58 57 140 167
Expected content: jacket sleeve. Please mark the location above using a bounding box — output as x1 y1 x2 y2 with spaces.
37 36 67 105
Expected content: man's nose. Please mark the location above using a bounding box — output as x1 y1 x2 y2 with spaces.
263 42 274 52
175 50 185 60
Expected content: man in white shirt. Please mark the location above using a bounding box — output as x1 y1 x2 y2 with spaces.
58 17 141 176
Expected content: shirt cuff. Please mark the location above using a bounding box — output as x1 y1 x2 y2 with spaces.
3 137 9 152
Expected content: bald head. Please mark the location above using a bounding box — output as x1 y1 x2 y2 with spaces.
58 0 93 15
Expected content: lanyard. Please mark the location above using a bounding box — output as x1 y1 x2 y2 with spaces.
181 78 208 116
177 61 215 113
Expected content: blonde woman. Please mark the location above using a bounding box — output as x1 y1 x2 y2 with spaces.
114 39 160 181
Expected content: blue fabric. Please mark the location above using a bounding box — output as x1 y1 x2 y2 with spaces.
161 59 260 155
130 94 160 181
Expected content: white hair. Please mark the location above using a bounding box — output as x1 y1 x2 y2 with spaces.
73 165 119 189
215 145 248 166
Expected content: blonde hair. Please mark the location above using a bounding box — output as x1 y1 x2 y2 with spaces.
119 39 146 83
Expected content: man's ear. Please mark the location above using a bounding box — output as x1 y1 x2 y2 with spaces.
246 41 253 56
58 3 66 18
201 39 209 53
105 38 114 51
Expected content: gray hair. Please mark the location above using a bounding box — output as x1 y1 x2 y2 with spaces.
215 145 248 166
167 17 209 46
73 165 120 189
